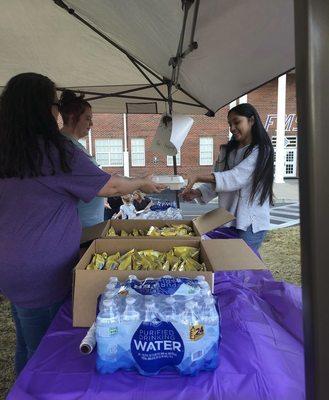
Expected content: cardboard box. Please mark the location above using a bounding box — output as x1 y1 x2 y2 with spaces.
73 237 265 327
80 207 235 245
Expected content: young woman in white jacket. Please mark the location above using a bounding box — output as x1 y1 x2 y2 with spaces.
181 103 274 252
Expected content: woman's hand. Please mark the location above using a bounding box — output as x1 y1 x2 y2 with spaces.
180 188 202 202
181 173 216 201
182 176 198 194
139 175 167 194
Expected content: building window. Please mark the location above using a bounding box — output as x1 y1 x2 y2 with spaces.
95 139 123 167
167 149 181 166
78 139 87 149
199 137 213 165
131 138 145 166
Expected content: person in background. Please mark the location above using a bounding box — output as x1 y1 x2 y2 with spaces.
104 196 123 220
132 190 153 213
59 90 104 228
113 194 137 219
181 103 274 252
0 72 165 375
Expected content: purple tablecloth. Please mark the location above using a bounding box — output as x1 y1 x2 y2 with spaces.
8 270 305 400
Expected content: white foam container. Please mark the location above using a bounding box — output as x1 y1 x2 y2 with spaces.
152 175 186 190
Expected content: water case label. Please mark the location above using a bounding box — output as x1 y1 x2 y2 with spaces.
131 321 184 373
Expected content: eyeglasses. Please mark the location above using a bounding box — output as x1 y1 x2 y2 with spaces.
52 102 60 107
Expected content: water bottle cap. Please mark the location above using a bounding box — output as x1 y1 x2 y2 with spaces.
103 292 115 299
165 296 175 304
105 282 116 291
102 299 114 309
126 296 136 305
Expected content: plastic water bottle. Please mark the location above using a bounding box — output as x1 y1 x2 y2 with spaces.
99 281 120 312
194 281 211 307
161 296 176 322
180 300 198 325
200 297 219 370
123 297 140 322
178 300 205 375
96 299 122 374
119 296 141 370
144 301 158 323
109 276 119 285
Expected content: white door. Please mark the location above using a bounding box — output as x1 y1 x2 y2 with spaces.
284 149 297 177
272 136 298 178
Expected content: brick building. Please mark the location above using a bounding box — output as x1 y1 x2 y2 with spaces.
78 73 297 179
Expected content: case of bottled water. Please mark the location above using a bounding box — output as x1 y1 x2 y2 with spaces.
95 275 221 376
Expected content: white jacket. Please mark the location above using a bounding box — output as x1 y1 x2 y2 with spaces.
197 145 270 232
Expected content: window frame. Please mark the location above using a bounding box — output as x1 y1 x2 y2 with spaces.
131 138 146 167
95 138 124 167
199 137 214 166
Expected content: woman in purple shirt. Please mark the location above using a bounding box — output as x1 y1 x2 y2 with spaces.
0 72 164 375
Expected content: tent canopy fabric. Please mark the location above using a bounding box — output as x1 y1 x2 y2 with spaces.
0 0 295 114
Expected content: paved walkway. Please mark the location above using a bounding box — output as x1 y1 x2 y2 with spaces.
273 179 299 203
270 202 300 230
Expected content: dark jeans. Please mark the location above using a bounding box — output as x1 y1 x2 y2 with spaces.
11 299 64 375
237 225 267 252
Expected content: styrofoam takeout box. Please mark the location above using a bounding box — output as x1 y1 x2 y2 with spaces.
152 175 185 190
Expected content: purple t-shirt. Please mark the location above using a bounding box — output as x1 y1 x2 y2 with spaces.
0 142 110 308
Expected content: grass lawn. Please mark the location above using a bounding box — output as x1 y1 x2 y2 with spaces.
261 226 301 285
0 226 301 399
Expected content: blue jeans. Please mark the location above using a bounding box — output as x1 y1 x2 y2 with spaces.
11 299 64 375
237 225 267 253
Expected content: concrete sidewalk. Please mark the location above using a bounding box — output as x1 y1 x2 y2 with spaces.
273 179 299 204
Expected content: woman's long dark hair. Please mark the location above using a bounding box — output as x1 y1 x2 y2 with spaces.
224 103 274 205
0 73 71 178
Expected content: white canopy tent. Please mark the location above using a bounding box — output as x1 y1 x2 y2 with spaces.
0 0 295 115
1 1 329 398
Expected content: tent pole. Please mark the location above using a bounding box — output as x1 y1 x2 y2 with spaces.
54 0 213 114
87 94 205 109
294 0 329 398
58 83 165 98
166 81 180 208
53 0 164 84
129 58 167 101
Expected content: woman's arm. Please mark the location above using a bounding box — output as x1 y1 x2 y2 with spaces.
182 174 215 194
97 175 165 197
112 210 122 220
183 148 259 195
212 148 258 192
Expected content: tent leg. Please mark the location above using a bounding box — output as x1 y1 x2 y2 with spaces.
294 0 329 398
173 155 180 208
